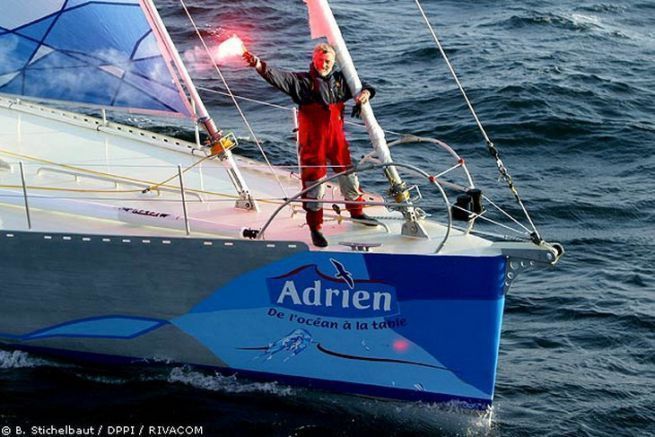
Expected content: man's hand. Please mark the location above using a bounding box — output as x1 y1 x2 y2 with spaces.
352 89 372 118
355 89 371 105
243 51 260 68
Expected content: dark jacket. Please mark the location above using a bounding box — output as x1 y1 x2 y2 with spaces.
257 61 375 107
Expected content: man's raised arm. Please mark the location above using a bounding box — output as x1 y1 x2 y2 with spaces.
243 51 300 101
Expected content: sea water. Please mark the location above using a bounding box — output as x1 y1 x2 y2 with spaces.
1 0 654 435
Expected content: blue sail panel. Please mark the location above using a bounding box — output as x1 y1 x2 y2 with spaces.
0 34 39 76
0 1 66 30
46 4 151 56
121 70 189 114
0 1 193 118
15 16 56 41
24 66 122 107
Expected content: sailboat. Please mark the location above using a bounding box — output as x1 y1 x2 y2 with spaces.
0 0 563 408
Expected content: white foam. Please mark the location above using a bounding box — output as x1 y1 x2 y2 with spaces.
167 367 294 397
75 373 129 385
0 350 50 368
570 13 601 27
165 366 493 433
307 393 494 435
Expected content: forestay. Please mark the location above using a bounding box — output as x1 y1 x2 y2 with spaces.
0 0 193 117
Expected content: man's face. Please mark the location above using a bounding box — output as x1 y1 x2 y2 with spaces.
313 50 335 77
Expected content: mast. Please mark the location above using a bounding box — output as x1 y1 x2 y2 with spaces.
140 0 256 210
304 0 428 238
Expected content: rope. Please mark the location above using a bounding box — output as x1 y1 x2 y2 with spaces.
142 153 213 193
414 0 543 244
177 0 289 198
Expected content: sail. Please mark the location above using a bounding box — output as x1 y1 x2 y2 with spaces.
0 0 194 117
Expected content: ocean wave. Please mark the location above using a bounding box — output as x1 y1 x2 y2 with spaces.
535 202 644 223
502 12 603 32
399 45 459 62
507 297 655 333
575 4 628 13
493 9 642 43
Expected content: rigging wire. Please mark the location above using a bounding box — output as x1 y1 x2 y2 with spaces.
0 162 535 240
177 0 289 198
1 148 535 239
482 195 533 234
196 85 543 235
0 184 530 238
414 0 543 244
196 86 294 112
195 86 406 137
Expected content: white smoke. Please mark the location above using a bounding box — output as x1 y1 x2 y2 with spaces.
183 45 213 74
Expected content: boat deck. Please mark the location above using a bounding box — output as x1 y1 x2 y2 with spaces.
0 97 495 256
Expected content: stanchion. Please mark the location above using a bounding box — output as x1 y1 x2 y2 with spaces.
19 161 32 229
178 165 191 236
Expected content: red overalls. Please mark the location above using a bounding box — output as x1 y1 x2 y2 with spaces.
298 101 363 231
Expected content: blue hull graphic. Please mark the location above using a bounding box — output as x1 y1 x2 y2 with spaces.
173 252 506 405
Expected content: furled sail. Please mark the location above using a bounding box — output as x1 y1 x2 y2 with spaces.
0 0 194 117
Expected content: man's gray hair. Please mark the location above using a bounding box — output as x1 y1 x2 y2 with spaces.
313 43 336 55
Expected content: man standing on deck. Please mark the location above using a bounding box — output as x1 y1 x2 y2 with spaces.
243 43 378 248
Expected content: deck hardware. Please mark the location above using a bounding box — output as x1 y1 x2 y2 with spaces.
242 228 260 239
339 242 383 252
